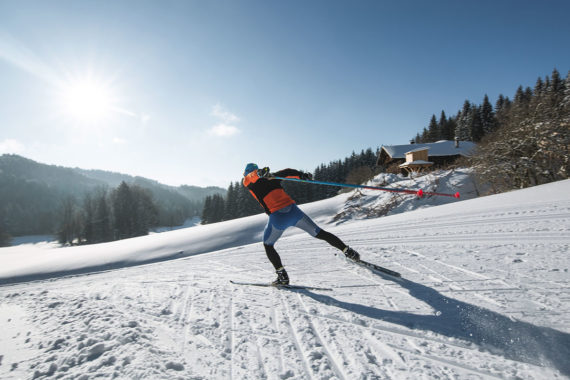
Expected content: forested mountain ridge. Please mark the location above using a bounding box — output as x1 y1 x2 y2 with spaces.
0 155 225 237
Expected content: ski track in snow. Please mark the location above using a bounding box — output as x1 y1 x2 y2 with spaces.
0 176 569 379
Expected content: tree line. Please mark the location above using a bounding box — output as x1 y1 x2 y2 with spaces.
413 94 497 144
471 69 569 192
413 68 569 192
201 148 379 224
57 181 159 245
0 155 220 245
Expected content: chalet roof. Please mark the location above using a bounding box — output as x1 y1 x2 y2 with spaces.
405 147 429 154
382 140 476 159
400 160 433 167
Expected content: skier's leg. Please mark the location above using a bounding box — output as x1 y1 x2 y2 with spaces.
290 204 347 250
263 244 283 270
315 229 346 251
263 216 286 270
291 205 320 237
315 229 360 260
292 205 359 260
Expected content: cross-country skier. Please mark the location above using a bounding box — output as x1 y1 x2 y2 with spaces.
242 163 360 285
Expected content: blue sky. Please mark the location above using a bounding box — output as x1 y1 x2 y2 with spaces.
0 0 568 187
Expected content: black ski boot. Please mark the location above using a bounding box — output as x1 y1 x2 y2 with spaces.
343 247 360 261
272 267 289 286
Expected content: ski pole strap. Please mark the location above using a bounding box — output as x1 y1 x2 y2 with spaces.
272 176 460 198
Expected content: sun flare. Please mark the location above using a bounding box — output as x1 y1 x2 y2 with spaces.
56 75 118 124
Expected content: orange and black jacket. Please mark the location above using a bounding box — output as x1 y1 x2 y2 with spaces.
242 168 303 214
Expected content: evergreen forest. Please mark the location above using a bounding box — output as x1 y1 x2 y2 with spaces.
0 156 225 246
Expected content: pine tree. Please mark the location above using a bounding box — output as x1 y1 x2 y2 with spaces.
112 182 135 239
57 196 82 245
420 127 429 143
223 182 237 220
534 77 544 96
438 110 452 140
470 105 484 142
414 132 421 143
0 212 11 247
495 94 511 127
94 189 113 242
211 194 225 222
472 71 569 192
548 68 563 105
201 195 213 224
480 94 496 135
563 70 570 111
427 114 440 142
82 193 95 243
131 185 158 236
455 100 473 141
111 182 157 239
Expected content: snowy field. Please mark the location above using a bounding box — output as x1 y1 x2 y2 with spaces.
0 171 569 379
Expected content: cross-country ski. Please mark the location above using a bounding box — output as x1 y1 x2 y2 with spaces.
352 258 402 278
230 280 333 291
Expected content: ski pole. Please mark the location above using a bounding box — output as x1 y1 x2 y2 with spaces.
273 177 460 198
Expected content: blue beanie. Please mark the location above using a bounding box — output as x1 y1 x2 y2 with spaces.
244 163 258 176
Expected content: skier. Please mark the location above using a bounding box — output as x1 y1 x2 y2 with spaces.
242 163 360 285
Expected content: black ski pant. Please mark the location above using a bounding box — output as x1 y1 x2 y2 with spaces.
264 229 348 270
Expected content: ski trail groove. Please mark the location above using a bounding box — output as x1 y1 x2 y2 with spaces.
295 292 347 380
385 341 504 379
229 288 235 380
409 248 554 310
407 249 488 279
243 301 269 379
278 291 314 380
310 310 504 378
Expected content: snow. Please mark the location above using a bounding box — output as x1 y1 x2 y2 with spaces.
10 235 56 247
0 170 569 379
399 160 433 167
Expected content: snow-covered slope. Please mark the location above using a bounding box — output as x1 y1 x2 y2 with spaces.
0 169 477 285
0 175 569 379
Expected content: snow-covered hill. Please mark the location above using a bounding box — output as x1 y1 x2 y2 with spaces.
0 169 477 285
0 173 569 379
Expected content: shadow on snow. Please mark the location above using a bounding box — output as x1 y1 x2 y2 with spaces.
303 276 570 376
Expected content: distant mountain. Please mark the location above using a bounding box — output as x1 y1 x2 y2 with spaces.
72 167 226 203
0 154 225 236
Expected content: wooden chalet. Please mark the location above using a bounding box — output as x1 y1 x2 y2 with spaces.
398 147 433 176
377 139 476 175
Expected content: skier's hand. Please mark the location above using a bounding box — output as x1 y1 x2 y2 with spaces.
258 167 271 178
300 172 313 180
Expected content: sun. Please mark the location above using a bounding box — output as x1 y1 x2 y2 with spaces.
56 75 119 124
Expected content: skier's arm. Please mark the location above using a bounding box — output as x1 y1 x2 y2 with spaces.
273 168 312 180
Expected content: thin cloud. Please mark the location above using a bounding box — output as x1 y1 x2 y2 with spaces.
141 114 151 124
0 138 25 154
209 124 240 137
211 104 240 124
209 104 241 137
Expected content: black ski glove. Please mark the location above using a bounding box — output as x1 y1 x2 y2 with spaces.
300 172 313 180
258 167 271 178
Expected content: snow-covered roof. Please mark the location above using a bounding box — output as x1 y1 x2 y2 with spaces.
382 140 476 159
399 160 433 167
405 147 429 154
